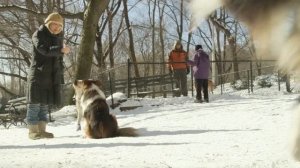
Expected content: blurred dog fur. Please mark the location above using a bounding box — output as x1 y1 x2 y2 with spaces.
188 0 300 160
73 79 137 139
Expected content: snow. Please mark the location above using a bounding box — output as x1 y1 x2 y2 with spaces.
1 81 300 168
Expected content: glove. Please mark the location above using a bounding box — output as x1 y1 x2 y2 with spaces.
186 67 190 75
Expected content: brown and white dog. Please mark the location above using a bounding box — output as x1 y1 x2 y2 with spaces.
188 0 300 73
73 79 137 139
208 80 216 94
194 80 216 94
188 0 300 161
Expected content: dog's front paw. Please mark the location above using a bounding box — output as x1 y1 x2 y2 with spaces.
76 124 81 131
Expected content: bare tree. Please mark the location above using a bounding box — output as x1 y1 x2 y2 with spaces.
0 0 260 100
150 0 157 77
158 0 166 74
165 0 183 41
74 0 110 79
122 0 140 77
95 0 122 71
209 13 240 80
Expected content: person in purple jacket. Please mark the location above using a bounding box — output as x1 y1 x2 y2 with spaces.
188 45 210 103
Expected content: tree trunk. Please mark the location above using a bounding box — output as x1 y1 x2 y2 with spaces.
209 16 240 80
95 25 105 68
74 0 110 80
123 0 140 78
285 74 291 93
25 0 36 35
158 1 166 75
108 10 116 93
151 0 157 98
108 11 114 69
186 32 192 57
232 22 240 80
151 0 157 76
46 0 53 12
179 0 183 41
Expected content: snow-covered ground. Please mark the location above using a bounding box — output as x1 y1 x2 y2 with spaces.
1 82 300 168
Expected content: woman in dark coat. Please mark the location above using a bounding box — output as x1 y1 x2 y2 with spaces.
26 12 70 140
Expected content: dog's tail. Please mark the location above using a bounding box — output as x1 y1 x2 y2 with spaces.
117 127 138 137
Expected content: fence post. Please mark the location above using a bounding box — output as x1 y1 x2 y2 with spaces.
286 74 291 92
247 70 250 94
162 73 167 98
191 68 194 97
108 72 114 108
220 74 223 95
127 59 131 98
170 73 175 97
278 70 281 91
250 61 253 93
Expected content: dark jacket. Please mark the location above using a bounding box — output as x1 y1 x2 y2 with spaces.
27 25 64 106
187 49 210 79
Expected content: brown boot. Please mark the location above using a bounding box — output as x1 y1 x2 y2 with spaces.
38 121 54 138
28 125 41 140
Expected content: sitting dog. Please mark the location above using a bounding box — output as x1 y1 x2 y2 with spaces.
73 79 138 139
188 0 300 160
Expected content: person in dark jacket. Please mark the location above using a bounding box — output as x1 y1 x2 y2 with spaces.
26 12 70 140
188 45 210 103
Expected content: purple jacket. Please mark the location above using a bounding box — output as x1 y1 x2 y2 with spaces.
187 49 210 79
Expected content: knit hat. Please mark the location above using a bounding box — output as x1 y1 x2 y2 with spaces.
195 45 202 50
44 12 63 27
173 40 183 50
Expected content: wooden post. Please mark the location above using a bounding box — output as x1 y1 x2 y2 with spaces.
127 59 131 98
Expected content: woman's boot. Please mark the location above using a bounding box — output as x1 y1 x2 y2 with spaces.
38 121 54 138
26 103 41 140
28 125 41 140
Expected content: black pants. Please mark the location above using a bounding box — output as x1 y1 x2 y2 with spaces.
173 69 188 96
195 79 209 101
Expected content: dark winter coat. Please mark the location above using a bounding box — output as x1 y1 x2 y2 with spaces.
27 25 64 106
187 49 210 79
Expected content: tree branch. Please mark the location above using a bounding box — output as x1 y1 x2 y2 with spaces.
209 15 235 44
209 16 232 37
0 71 27 81
0 57 25 60
0 31 31 66
0 85 17 97
0 5 84 20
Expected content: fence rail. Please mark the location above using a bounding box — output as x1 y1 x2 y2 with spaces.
87 59 291 99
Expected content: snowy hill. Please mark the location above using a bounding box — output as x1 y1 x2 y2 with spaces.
1 82 300 168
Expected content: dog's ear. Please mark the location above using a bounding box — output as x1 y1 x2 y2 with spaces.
73 80 79 88
85 79 103 89
92 80 103 89
83 80 93 89
73 81 76 88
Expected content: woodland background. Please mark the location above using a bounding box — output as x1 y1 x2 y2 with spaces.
0 0 268 102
